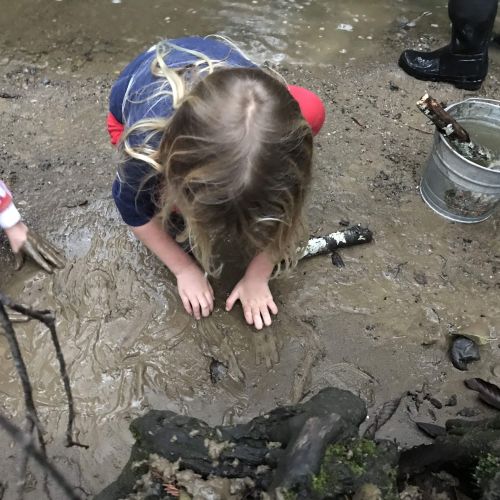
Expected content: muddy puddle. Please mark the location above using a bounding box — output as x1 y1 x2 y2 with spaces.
0 0 451 72
0 0 500 497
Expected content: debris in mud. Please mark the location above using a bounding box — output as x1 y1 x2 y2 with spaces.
363 397 401 439
415 422 446 439
301 225 373 259
388 81 400 92
450 335 480 371
336 23 353 32
0 91 20 99
400 11 432 29
330 251 345 268
209 358 228 384
456 407 481 418
445 394 457 407
465 378 500 410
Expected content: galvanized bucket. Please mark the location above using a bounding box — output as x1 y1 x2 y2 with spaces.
420 97 500 223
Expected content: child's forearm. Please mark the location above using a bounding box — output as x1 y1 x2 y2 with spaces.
246 251 275 280
0 180 21 230
131 218 196 276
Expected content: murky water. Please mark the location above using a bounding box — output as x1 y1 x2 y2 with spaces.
0 0 450 70
460 119 500 161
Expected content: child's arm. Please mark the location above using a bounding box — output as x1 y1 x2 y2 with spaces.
0 180 22 240
1 180 64 272
226 251 278 330
132 217 214 320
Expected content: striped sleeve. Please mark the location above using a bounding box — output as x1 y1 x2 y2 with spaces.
0 180 21 229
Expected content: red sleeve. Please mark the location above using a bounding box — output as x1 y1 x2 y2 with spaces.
107 112 125 146
287 85 326 136
0 180 13 212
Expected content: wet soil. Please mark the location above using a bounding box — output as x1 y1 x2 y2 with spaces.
0 1 500 498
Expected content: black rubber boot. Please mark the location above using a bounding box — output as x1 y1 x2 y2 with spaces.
399 0 498 90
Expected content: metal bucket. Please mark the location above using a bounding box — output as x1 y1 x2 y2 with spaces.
420 97 500 223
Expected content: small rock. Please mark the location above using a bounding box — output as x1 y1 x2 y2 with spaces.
445 394 457 407
492 364 500 379
388 81 400 91
331 251 345 268
456 407 480 417
209 358 228 384
429 397 443 409
414 271 428 285
450 336 480 371
353 483 382 500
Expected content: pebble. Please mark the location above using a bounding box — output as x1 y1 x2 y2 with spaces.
456 407 480 417
337 23 353 32
492 364 500 378
429 397 443 409
445 394 457 407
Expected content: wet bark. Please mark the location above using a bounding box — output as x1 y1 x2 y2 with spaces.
95 388 367 500
416 93 493 165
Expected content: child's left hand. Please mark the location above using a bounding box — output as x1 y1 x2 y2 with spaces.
226 274 278 330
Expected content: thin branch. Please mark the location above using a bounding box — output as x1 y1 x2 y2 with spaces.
0 301 50 498
0 412 80 500
0 293 87 449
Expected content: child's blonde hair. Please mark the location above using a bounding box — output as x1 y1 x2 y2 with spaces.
121 39 313 276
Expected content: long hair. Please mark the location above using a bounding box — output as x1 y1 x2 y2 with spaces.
121 40 313 276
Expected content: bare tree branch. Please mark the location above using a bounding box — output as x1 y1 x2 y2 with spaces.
0 412 80 500
0 293 87 449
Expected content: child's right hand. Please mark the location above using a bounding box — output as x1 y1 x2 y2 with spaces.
176 263 214 320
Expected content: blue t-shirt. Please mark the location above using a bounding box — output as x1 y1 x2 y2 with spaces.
111 36 256 227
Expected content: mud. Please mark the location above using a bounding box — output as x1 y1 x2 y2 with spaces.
0 1 500 498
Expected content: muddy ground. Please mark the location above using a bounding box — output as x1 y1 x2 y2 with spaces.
0 4 499 499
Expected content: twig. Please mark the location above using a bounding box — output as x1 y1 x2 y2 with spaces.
406 124 433 135
0 301 50 498
0 293 87 449
351 116 365 128
0 92 20 99
0 412 80 500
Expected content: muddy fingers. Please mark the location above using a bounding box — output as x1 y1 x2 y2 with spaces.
15 229 65 273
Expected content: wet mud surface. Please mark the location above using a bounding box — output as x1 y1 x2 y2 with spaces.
0 1 500 497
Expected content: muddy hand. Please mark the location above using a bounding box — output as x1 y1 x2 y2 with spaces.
15 229 65 273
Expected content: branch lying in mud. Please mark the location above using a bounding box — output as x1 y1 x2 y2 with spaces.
0 300 50 497
300 225 373 260
0 292 85 498
416 93 492 164
0 293 87 449
0 412 80 500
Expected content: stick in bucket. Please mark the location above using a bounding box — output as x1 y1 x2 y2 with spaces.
417 93 495 166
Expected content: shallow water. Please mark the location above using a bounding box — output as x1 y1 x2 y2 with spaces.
0 0 449 69
460 119 500 167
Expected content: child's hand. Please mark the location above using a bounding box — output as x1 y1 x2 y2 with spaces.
176 263 214 320
226 274 278 330
4 221 28 253
5 222 65 273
